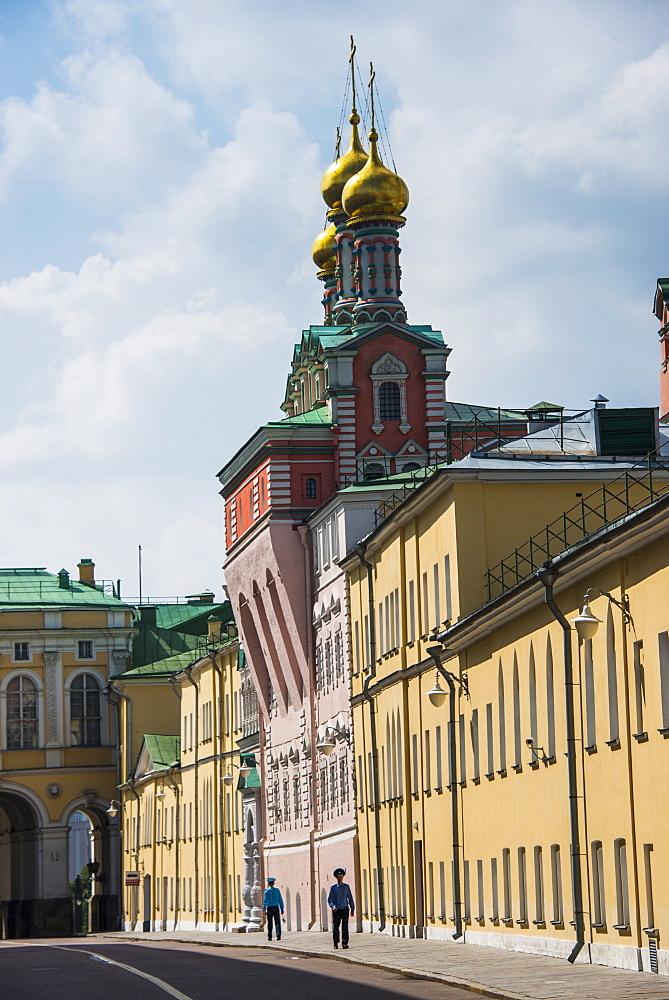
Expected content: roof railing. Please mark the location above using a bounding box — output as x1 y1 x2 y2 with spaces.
485 448 669 602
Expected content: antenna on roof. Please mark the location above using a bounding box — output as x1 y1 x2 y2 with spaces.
138 544 143 604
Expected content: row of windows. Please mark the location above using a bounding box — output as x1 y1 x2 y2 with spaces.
315 631 344 690
361 838 649 931
181 689 246 752
10 639 95 663
5 673 101 749
313 513 340 575
353 558 452 672
129 791 243 851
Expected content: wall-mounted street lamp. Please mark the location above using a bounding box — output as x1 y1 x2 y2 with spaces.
106 799 123 818
316 726 351 756
572 587 635 641
222 760 252 785
86 860 105 883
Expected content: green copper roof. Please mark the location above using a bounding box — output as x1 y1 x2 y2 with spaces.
268 405 332 427
144 734 180 769
445 402 528 422
118 650 199 678
0 567 130 610
124 599 232 673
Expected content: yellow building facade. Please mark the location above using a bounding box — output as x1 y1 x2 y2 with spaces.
116 624 258 931
0 560 134 937
345 444 669 973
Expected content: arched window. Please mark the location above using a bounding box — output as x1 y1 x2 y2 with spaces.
364 463 385 480
401 462 421 473
305 477 317 499
70 674 101 746
379 381 401 420
6 675 38 749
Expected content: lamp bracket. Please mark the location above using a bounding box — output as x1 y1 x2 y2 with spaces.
584 588 636 635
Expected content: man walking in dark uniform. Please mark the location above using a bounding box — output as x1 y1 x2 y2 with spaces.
263 877 284 941
327 867 354 949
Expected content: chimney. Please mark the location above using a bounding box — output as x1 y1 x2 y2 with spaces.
207 614 222 641
58 569 70 590
78 558 95 586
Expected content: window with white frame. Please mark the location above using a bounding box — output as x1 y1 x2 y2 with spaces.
77 639 94 660
6 675 38 748
70 674 101 746
13 641 30 662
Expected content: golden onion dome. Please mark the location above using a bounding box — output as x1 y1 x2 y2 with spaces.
312 222 337 271
341 128 409 222
320 112 368 211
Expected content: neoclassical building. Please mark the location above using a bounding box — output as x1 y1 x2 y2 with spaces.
0 560 134 936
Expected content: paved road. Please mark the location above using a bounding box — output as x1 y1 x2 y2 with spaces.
0 940 475 1000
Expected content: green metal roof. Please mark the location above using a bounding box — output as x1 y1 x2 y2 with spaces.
0 568 131 610
144 734 180 769
268 405 332 428
238 754 260 790
445 402 528 422
118 650 199 678
130 600 231 671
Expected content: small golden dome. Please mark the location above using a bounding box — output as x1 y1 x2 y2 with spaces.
341 129 409 222
312 222 337 271
321 113 368 211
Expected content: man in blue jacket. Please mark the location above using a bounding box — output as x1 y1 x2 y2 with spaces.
263 877 284 941
327 867 354 949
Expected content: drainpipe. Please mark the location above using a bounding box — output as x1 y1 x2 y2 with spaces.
537 562 585 964
426 647 463 941
298 524 319 930
209 651 226 925
184 666 200 927
355 541 385 932
165 767 181 930
106 681 132 783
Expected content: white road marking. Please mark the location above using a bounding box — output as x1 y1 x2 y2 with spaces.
49 945 196 1000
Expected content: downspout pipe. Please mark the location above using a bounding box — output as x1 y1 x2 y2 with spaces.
537 562 585 964
355 541 385 933
165 768 181 930
427 647 463 941
184 666 200 927
208 651 226 924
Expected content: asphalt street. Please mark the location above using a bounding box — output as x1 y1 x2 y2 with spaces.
0 940 476 1000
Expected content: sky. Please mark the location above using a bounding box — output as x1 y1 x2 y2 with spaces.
0 0 667 598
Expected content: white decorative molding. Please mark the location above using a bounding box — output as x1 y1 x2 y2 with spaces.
43 650 62 748
370 353 410 433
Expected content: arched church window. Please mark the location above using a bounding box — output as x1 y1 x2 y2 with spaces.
305 477 317 499
6 675 38 749
379 382 401 421
364 463 385 481
70 674 101 746
401 462 421 473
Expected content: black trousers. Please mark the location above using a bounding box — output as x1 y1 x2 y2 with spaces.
332 907 350 946
266 905 281 939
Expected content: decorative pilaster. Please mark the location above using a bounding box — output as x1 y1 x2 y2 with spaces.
44 650 63 766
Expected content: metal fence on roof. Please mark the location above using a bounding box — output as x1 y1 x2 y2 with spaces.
485 450 669 602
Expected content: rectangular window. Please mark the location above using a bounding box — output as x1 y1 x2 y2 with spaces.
358 755 365 808
463 860 471 921
643 844 655 930
502 848 511 921
321 523 330 568
428 861 435 919
659 632 669 731
408 580 416 643
330 515 339 561
444 554 452 621
422 572 429 636
384 595 390 653
550 844 563 924
424 730 431 791
411 733 419 796
477 860 484 921
471 709 480 780
584 638 596 747
518 847 528 923
591 841 605 926
77 640 93 659
435 726 443 789
439 861 446 919
486 703 494 775
364 615 370 669
534 846 545 924
334 630 343 680
633 640 645 736
13 641 30 661
354 621 360 674
491 858 499 921
367 753 375 806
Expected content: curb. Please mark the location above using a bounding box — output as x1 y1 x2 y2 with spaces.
97 933 533 1000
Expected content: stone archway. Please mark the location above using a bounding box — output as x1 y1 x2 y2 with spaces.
63 801 120 934
0 790 42 938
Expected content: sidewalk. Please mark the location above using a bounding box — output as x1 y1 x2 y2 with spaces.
97 929 669 1000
